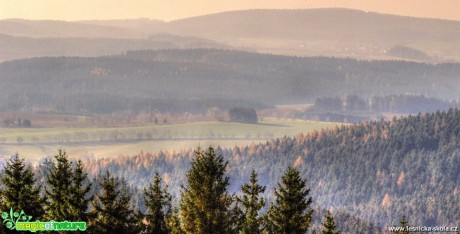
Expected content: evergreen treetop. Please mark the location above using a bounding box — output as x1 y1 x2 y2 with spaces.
398 215 410 234
321 211 340 234
267 167 313 234
68 160 93 223
239 170 266 234
180 146 232 234
90 170 140 234
144 173 172 234
45 149 73 221
0 154 45 219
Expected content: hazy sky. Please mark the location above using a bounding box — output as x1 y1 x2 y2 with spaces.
1 0 459 21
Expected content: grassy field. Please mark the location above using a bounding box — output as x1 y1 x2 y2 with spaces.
0 118 338 161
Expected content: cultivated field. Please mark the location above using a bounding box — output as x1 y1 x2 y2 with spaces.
0 118 338 161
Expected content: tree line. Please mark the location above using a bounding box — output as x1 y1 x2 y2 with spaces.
301 94 460 122
0 148 341 234
1 118 32 128
310 94 460 114
78 109 460 232
3 108 458 233
2 49 460 116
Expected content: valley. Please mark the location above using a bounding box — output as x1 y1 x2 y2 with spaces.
0 118 337 161
1 5 459 233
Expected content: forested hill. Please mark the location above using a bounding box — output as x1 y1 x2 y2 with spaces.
1 49 460 114
3 9 460 62
0 33 230 62
84 109 460 231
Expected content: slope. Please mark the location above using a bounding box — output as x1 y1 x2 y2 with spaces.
85 109 460 231
162 8 460 61
0 18 165 38
1 49 460 115
2 9 460 61
0 33 230 61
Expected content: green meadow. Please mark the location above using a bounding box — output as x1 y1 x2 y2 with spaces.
0 118 338 161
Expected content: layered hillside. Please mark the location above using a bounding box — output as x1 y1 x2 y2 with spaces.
2 9 460 61
83 109 460 231
1 49 459 115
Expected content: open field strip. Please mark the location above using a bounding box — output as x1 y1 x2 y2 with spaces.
0 118 339 161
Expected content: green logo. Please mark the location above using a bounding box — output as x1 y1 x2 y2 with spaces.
2 208 86 232
2 208 33 230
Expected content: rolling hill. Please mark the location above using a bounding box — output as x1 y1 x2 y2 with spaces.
0 18 164 38
1 8 460 62
1 49 460 115
0 33 230 62
1 7 458 233
161 8 460 61
80 109 460 232
0 118 336 161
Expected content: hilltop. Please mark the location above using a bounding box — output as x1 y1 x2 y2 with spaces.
1 49 460 116
1 8 460 61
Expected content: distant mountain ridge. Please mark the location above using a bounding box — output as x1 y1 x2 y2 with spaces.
162 8 460 61
1 8 460 62
78 18 165 29
0 33 230 61
0 18 165 38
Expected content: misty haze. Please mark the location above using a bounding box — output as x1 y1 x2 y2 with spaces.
0 3 459 234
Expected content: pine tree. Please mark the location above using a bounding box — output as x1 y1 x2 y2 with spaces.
239 170 266 234
0 154 45 219
180 146 232 234
45 150 93 230
133 208 146 234
68 160 93 223
398 215 409 234
266 167 313 234
45 149 73 221
144 173 172 234
261 206 277 234
90 171 139 234
321 211 340 234
228 197 244 233
167 207 184 234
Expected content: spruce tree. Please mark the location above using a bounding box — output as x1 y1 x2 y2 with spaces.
228 197 245 233
167 207 184 234
321 211 340 234
144 173 172 234
180 146 232 234
90 171 139 234
133 208 146 234
261 206 277 234
266 167 313 234
68 160 93 223
0 154 45 219
239 170 266 234
45 149 73 221
398 215 409 234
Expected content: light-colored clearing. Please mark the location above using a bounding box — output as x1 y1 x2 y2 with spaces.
0 118 338 161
